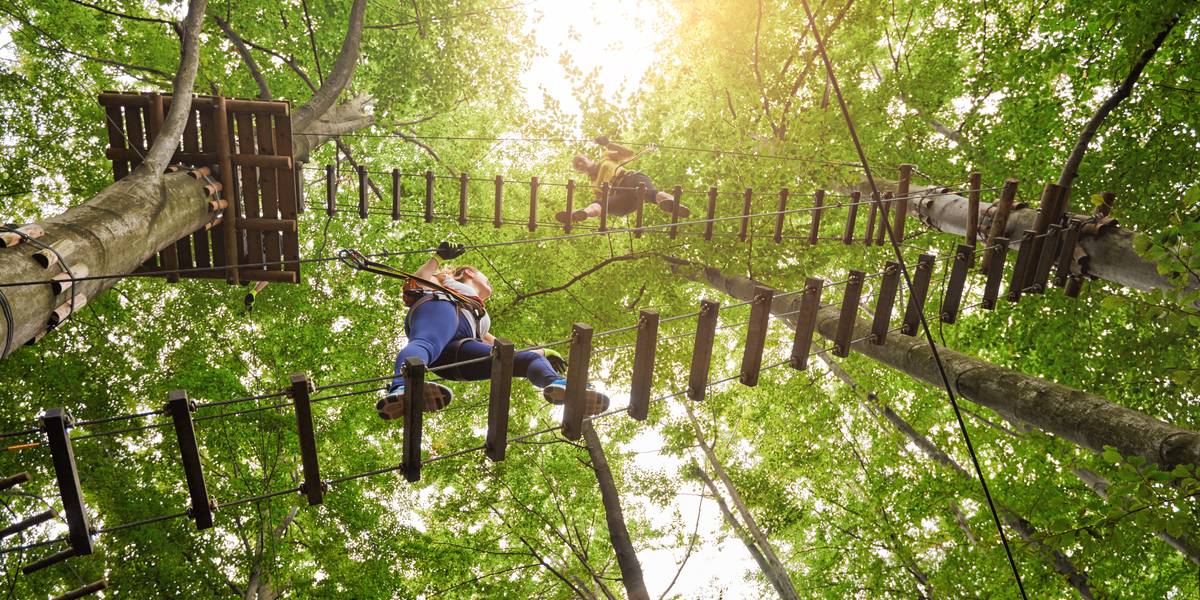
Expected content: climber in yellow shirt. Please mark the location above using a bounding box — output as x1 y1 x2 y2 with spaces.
559 136 691 224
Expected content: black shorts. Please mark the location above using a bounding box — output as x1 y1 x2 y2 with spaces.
605 171 658 216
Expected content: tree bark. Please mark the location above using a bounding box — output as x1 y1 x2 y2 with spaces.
685 404 800 599
581 422 650 600
0 0 208 355
899 184 1200 302
665 257 1200 470
291 0 368 131
1073 467 1200 565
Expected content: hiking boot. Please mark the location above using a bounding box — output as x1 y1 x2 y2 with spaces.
555 210 572 225
571 209 589 222
376 382 454 420
542 379 610 415
657 199 692 218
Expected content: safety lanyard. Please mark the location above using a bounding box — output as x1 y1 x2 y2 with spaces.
337 249 485 316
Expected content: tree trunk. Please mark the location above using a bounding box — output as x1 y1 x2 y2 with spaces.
685 404 800 599
665 257 1200 470
899 184 1200 302
581 422 650 600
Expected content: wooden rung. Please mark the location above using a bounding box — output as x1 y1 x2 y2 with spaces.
290 373 324 504
1006 230 1038 303
458 173 469 225
493 175 504 228
357 166 368 219
773 188 788 244
981 237 1010 309
561 324 594 441
486 340 514 462
392 169 402 221
790 277 823 369
808 190 825 245
894 164 912 242
1030 223 1063 294
238 218 296 232
402 358 426 482
1023 183 1063 290
238 270 298 283
875 192 891 245
703 187 717 241
51 579 107 600
687 300 721 401
628 310 659 421
863 195 878 246
599 183 610 233
325 164 336 217
843 191 860 244
1055 219 1083 287
940 245 975 324
424 171 435 223
0 472 30 492
166 390 213 529
871 262 901 345
901 254 936 336
981 178 1019 272
833 271 865 357
738 188 752 242
739 287 775 387
966 172 982 249
669 186 683 240
529 177 539 232
22 547 78 575
0 510 54 540
40 409 92 556
1065 273 1084 298
565 180 576 234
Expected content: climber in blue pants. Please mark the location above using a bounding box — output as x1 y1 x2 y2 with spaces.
378 242 610 421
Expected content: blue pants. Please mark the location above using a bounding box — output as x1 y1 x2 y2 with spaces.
391 299 560 391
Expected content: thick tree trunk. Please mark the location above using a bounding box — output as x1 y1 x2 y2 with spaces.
291 93 375 164
900 185 1200 301
581 422 650 600
666 257 1200 470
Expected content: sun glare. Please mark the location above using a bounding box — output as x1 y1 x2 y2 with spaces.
520 0 675 122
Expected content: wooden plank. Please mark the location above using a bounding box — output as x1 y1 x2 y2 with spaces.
123 104 147 170
901 254 936 336
628 310 658 421
875 192 891 245
166 390 213 529
669 186 682 240
145 94 183 282
459 173 469 225
493 175 503 228
1054 218 1083 287
195 105 218 269
739 287 774 386
0 472 29 492
738 188 752 242
295 162 305 214
402 358 425 482
940 245 974 324
1022 183 1063 291
808 189 824 245
871 262 900 344
213 97 239 284
561 324 593 441
235 112 264 273
863 194 877 246
687 300 720 400
981 237 1009 310
291 372 324 503
50 580 107 600
894 164 912 242
842 191 860 244
833 271 865 357
529 176 539 232
102 105 129 179
272 113 300 279
1030 223 1063 294
239 218 296 231
773 188 788 244
238 269 298 283
703 187 717 241
424 170 435 223
176 106 200 272
966 171 982 249
1006 229 1037 303
40 408 92 556
253 112 282 274
981 178 1019 272
486 339 514 462
790 277 823 369
358 166 368 219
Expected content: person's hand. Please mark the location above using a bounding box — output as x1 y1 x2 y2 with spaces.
435 241 466 260
594 135 610 147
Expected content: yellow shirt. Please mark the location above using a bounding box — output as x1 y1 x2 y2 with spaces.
591 150 626 198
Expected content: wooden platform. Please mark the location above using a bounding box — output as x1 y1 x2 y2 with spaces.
98 92 300 284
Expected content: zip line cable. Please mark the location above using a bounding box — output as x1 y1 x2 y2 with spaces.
798 0 1027 595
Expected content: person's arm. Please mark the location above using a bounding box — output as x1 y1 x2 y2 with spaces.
596 135 635 161
414 255 440 280
481 332 496 345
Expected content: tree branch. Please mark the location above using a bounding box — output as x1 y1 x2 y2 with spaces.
293 0 368 128
503 253 654 310
64 0 181 36
139 0 207 174
213 16 271 100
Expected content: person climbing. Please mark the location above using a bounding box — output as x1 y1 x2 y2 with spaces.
377 241 610 421
558 136 691 224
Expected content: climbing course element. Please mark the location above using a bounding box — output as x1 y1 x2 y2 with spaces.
628 310 659 421
486 340 514 462
166 390 214 529
687 300 720 401
789 278 823 369
561 324 595 441
740 286 775 387
291 374 325 505
98 92 300 284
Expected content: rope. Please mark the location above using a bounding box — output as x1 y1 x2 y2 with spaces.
798 0 1027 595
